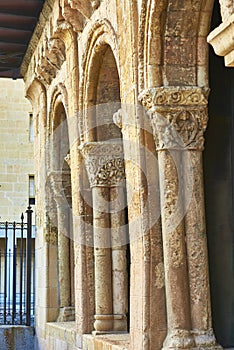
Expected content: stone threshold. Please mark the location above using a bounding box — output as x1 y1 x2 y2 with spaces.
46 321 77 345
83 333 130 350
46 322 130 349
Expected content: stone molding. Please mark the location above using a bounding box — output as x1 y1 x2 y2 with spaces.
139 86 209 109
49 171 71 204
139 87 209 151
79 141 125 188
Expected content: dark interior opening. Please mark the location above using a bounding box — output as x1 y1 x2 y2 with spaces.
204 1 234 346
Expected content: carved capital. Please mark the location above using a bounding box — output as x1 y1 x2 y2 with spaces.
139 86 209 109
79 141 125 188
139 87 209 151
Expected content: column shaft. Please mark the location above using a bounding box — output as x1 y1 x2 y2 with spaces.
57 205 71 308
93 186 113 332
110 186 128 331
158 150 194 349
139 85 222 350
183 151 220 347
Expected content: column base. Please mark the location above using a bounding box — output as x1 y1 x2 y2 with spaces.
192 329 223 349
94 314 114 332
94 314 127 333
163 329 195 350
57 306 75 322
113 314 127 332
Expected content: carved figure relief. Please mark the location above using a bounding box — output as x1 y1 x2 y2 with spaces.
139 87 209 150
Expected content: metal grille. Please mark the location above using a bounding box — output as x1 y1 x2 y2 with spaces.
0 207 34 326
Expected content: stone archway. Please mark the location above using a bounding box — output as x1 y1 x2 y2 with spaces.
49 99 75 322
79 24 130 333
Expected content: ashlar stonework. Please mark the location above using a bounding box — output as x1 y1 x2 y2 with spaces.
21 0 230 349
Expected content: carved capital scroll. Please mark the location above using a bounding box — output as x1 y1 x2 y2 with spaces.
139 87 209 151
79 141 125 188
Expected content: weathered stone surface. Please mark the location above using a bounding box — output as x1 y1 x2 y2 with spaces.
22 0 225 349
0 326 35 350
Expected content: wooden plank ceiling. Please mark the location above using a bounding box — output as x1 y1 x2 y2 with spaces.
0 0 45 79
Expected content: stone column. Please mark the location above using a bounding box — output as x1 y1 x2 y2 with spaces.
139 86 221 350
50 172 72 320
110 185 128 332
79 141 128 333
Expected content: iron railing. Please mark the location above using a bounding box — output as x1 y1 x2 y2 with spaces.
0 207 35 326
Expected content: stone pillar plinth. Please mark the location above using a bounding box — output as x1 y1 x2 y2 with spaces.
50 172 71 318
79 141 128 333
139 86 222 350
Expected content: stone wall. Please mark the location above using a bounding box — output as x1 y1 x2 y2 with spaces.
0 326 34 350
0 78 33 221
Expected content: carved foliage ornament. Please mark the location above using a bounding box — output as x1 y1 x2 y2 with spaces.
139 86 209 109
79 142 125 187
139 87 209 151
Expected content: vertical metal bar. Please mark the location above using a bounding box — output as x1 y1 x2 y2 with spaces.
33 240 35 326
0 249 2 317
8 248 11 314
20 214 24 324
26 206 33 326
23 239 26 321
4 222 8 324
12 222 16 325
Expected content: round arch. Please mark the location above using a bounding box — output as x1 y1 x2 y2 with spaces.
139 0 215 89
80 19 121 142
